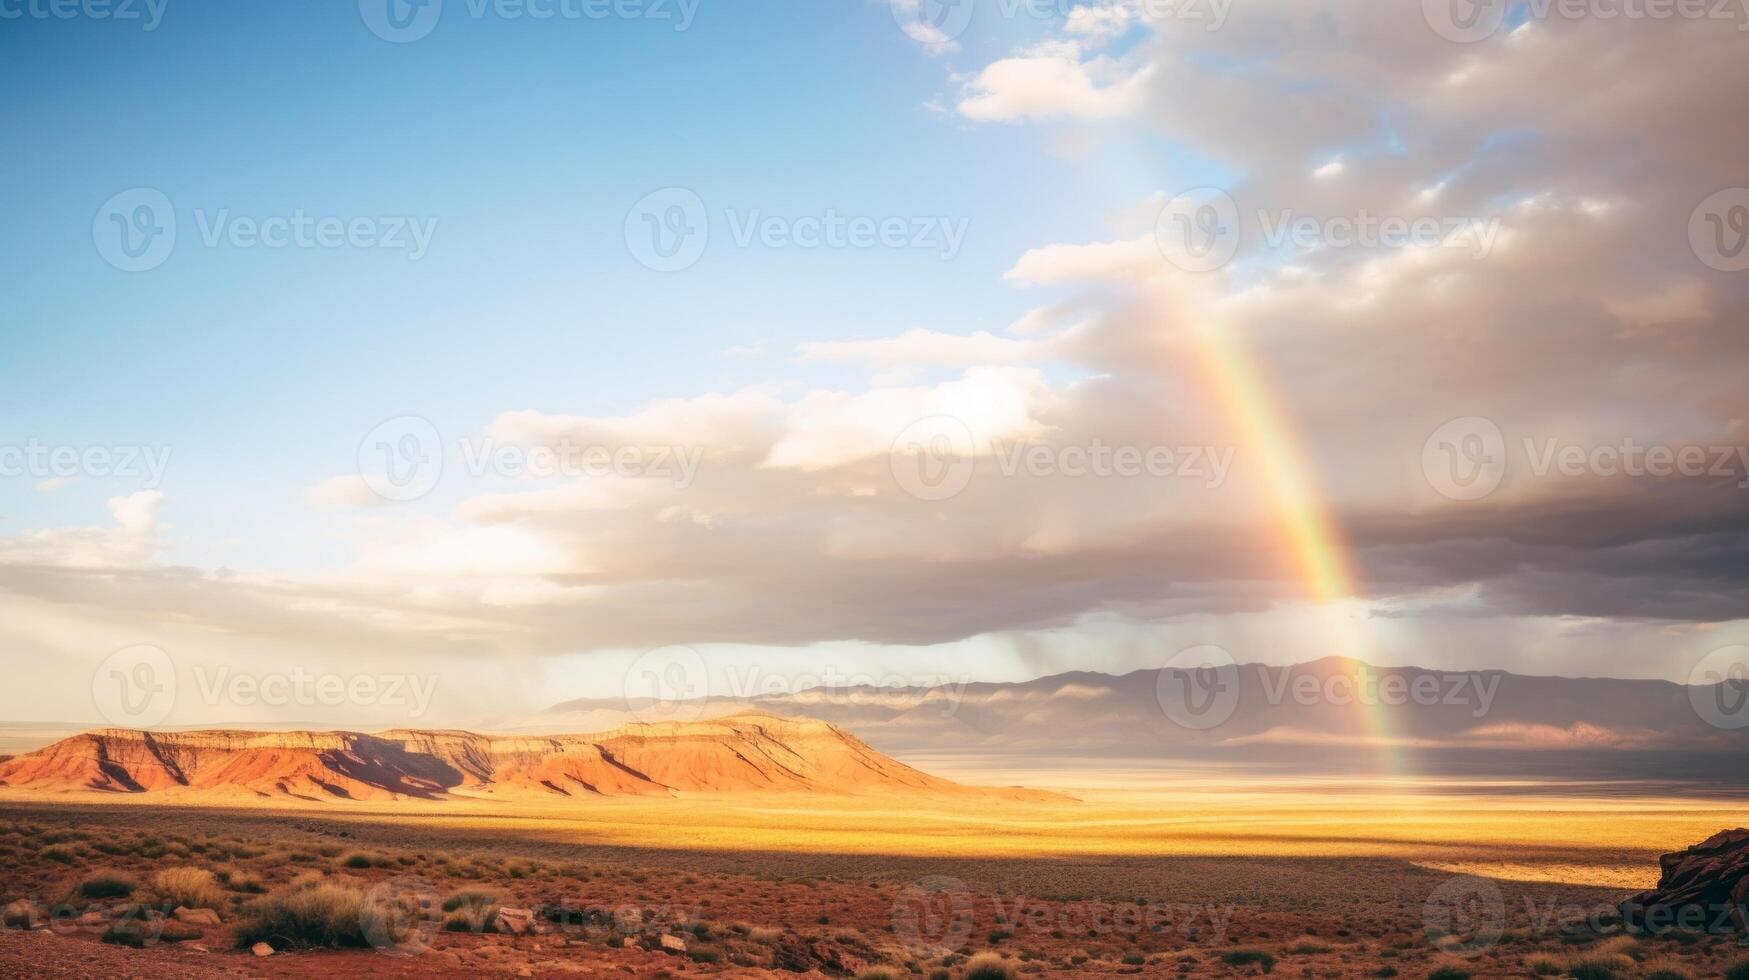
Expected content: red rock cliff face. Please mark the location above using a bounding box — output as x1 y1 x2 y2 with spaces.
0 714 1036 803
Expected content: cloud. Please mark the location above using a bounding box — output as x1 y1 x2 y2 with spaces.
304 475 386 510
4 0 1749 721
958 51 1153 122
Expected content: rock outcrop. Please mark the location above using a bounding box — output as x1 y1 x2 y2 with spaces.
1622 829 1749 933
0 713 1046 803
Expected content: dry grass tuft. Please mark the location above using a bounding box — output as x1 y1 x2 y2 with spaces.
963 953 1016 980
149 867 226 910
235 882 371 950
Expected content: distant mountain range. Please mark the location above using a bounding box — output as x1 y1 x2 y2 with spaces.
544 657 1749 778
0 714 1049 802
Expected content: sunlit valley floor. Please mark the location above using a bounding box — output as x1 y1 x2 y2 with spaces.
2 766 1746 978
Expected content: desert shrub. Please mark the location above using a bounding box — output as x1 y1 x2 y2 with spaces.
101 922 150 948
1123 954 1148 964
963 954 1016 980
1427 968 1471 980
441 888 499 913
1643 970 1688 980
106 918 204 947
40 845 78 864
235 882 377 950
220 868 268 893
1376 968 1398 978
340 852 379 869
1288 942 1331 955
688 945 722 963
78 873 137 900
315 845 342 858
441 888 499 933
1527 955 1564 976
1222 950 1277 972
149 868 225 910
855 969 901 980
1568 956 1631 980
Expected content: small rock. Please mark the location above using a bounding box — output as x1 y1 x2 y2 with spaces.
173 907 221 927
494 907 538 936
251 942 275 957
657 933 687 953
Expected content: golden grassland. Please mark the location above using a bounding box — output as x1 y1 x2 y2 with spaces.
4 773 1741 890
4 772 1748 977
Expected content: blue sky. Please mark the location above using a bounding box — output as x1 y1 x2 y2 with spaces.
1 0 1205 574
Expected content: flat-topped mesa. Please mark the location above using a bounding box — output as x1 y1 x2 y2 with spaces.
0 713 1044 803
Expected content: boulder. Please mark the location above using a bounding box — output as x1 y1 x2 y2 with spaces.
770 935 868 974
1623 828 1749 933
173 906 222 927
251 941 276 957
494 907 538 936
1 900 36 930
658 933 687 953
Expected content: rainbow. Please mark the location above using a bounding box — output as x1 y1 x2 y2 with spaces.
1186 317 1401 764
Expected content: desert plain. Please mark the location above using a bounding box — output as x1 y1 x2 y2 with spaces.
2 756 1745 979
